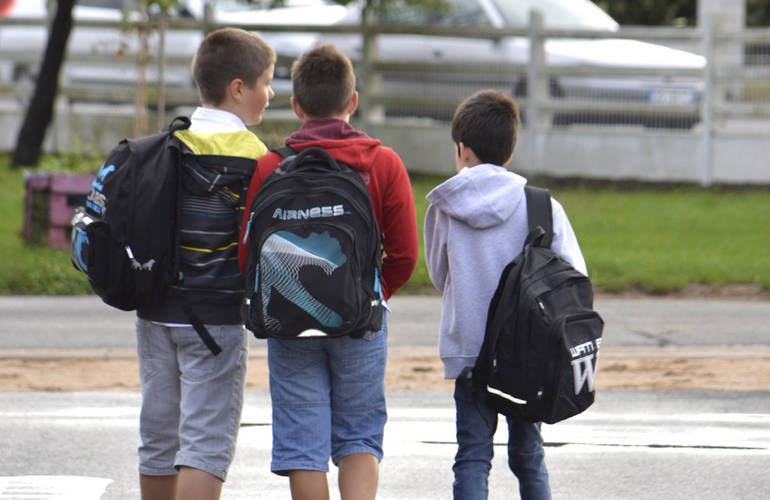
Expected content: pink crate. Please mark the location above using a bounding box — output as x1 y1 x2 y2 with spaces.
24 172 96 249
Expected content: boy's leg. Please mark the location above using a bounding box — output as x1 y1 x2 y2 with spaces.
174 324 248 491
288 470 330 500
139 474 176 500
136 319 182 498
338 452 379 500
507 418 551 500
453 375 497 500
328 314 388 500
175 466 223 500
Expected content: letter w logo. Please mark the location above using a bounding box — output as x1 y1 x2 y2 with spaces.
571 354 597 395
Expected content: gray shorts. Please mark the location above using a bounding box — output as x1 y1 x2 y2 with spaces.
136 319 248 481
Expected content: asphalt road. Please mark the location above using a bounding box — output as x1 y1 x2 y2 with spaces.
0 389 768 499
1 294 769 351
0 295 769 499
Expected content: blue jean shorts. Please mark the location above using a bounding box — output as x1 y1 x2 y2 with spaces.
136 319 248 481
267 314 388 475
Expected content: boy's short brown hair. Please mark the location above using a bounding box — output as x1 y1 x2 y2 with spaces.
192 28 276 106
451 90 520 166
291 44 356 118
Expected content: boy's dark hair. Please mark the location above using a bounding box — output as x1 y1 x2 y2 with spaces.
192 28 276 106
291 44 356 118
451 90 520 166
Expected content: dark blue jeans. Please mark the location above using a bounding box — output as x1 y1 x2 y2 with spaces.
453 377 551 500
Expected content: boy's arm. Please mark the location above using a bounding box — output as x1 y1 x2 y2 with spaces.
424 203 448 293
551 198 588 276
378 153 419 300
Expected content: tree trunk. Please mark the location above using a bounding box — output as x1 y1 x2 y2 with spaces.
11 0 76 168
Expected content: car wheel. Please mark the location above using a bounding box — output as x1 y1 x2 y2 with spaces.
512 77 565 98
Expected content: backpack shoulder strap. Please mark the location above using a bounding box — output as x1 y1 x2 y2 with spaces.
165 115 223 356
524 185 553 248
273 145 297 159
168 115 191 134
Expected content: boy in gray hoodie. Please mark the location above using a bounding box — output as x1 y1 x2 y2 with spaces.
424 90 587 500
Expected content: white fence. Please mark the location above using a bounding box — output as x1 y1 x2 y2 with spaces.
1 10 770 184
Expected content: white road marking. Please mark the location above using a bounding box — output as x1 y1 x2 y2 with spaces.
0 476 112 499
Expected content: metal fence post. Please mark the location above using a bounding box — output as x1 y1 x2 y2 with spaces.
360 0 383 128
202 0 214 36
527 10 546 172
700 11 714 187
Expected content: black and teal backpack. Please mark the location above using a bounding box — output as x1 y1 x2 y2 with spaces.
242 146 384 339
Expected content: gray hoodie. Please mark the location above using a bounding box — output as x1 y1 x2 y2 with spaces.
424 164 587 379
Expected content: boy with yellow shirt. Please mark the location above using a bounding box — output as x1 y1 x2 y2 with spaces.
134 28 274 500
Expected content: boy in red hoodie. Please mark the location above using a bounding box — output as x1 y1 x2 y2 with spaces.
238 44 418 500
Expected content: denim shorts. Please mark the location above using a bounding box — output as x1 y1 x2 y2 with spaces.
136 319 248 481
267 314 388 475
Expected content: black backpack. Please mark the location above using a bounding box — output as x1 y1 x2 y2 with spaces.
469 186 604 424
242 146 384 339
71 117 190 311
70 117 225 354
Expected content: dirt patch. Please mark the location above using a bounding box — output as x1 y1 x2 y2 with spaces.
1 347 768 392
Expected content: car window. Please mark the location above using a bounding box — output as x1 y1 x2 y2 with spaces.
215 0 334 9
78 0 129 8
491 0 618 30
380 0 492 27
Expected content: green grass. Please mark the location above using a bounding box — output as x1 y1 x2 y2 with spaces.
408 175 770 295
1 156 769 295
0 156 93 294
558 186 769 293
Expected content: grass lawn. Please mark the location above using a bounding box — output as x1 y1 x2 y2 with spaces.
0 157 93 294
1 155 769 295
410 175 770 294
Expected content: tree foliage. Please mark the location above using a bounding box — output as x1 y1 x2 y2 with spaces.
128 0 178 135
747 0 770 26
591 0 770 27
590 0 695 26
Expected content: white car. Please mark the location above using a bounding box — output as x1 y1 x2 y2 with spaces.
317 0 707 128
1 0 705 128
0 0 345 97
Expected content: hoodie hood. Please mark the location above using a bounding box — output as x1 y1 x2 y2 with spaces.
285 118 383 172
427 164 527 229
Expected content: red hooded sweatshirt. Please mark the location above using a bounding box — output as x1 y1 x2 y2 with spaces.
239 118 418 300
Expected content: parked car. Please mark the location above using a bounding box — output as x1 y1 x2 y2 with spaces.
317 0 707 128
1 0 706 128
0 0 345 102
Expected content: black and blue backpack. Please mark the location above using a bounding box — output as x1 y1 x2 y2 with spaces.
70 117 190 312
242 146 384 339
70 117 228 355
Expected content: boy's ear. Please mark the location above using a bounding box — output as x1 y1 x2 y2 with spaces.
346 91 359 116
457 142 482 168
290 96 307 120
458 142 472 162
228 78 246 103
